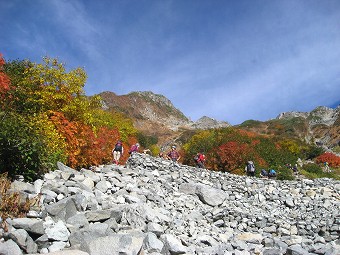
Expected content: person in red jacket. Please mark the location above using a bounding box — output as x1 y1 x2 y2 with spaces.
194 152 206 168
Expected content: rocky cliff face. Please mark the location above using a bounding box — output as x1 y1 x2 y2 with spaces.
277 106 340 127
276 106 340 151
2 154 340 255
239 106 340 153
99 91 190 131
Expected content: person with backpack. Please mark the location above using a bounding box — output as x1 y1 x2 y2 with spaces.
194 152 206 169
245 161 256 176
268 169 277 178
260 169 268 178
167 145 180 164
128 143 140 154
324 162 331 173
292 164 298 175
112 140 123 164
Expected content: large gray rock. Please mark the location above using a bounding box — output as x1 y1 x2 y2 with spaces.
11 218 45 235
0 239 23 255
144 232 164 253
161 234 187 254
7 228 38 253
10 181 36 194
45 220 70 242
81 232 144 255
85 209 112 222
195 184 227 206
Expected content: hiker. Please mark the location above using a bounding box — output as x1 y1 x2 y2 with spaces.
324 162 331 173
194 152 206 168
129 143 140 154
260 169 268 178
268 169 277 178
167 145 180 163
292 164 298 175
112 140 124 164
245 161 256 176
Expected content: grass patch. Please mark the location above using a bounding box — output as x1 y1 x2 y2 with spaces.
301 163 340 180
276 167 295 181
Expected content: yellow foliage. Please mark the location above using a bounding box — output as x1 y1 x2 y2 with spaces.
149 144 160 156
278 139 300 155
27 112 68 163
20 57 90 121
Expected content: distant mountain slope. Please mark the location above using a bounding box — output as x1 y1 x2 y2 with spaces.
98 91 230 146
98 90 339 153
99 91 190 131
238 106 340 153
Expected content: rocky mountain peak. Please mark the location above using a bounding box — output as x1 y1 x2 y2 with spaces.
308 106 339 126
193 116 230 130
97 90 230 137
276 111 309 120
128 91 175 109
276 106 339 126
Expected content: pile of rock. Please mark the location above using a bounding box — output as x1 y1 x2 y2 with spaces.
1 153 339 255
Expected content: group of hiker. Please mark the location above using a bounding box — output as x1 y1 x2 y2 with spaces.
286 163 299 175
160 146 206 168
260 168 277 178
245 161 279 178
112 141 140 164
112 142 308 178
112 141 271 175
112 141 207 168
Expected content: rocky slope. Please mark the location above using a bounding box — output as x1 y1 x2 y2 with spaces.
1 154 339 255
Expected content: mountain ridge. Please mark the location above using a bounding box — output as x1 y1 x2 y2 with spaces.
98 91 230 146
97 90 339 153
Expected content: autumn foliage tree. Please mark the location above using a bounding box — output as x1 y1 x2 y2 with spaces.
1 54 138 180
0 54 12 105
182 127 307 178
216 141 253 173
315 152 340 168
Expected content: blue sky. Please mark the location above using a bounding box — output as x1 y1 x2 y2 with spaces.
1 0 339 125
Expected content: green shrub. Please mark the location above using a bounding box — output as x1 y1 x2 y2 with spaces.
136 132 158 149
238 119 262 128
276 167 295 180
303 163 323 174
304 145 324 160
301 163 339 180
0 112 49 181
